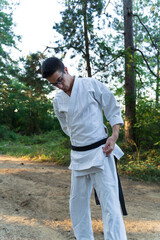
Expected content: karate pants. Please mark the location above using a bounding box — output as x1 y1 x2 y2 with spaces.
69 155 127 240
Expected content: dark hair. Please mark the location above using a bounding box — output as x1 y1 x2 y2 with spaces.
41 57 64 78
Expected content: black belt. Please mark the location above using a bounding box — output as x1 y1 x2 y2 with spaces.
71 138 107 151
71 138 128 216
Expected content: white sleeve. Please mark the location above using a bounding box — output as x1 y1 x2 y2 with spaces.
53 99 70 136
92 79 124 127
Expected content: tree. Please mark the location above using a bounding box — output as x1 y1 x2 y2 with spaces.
106 0 160 143
0 2 57 134
52 0 107 77
18 53 56 134
20 53 53 96
133 0 160 107
123 0 136 143
0 0 21 126
51 0 159 145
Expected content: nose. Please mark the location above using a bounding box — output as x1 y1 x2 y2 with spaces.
57 82 63 89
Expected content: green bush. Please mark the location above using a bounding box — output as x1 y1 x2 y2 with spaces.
135 99 160 148
0 125 17 140
119 147 160 182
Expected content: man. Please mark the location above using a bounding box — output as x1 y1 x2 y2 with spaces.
41 57 127 240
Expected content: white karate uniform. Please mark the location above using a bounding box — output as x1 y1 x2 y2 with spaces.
53 77 127 240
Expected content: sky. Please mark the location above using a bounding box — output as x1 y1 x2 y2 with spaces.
13 0 62 56
12 0 79 74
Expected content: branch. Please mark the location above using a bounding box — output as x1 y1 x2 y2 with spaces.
135 70 143 85
42 46 50 54
134 48 158 78
104 0 111 14
42 46 58 54
42 45 86 57
117 31 125 35
92 54 123 76
105 54 124 67
133 14 158 50
123 2 158 50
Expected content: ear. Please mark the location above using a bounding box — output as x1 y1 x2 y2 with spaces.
64 66 68 74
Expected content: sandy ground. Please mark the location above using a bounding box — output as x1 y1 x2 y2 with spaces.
0 154 159 240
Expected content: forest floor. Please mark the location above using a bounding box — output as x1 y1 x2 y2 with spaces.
0 154 159 240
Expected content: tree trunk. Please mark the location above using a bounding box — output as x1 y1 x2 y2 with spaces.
123 0 136 143
156 50 160 108
83 0 92 77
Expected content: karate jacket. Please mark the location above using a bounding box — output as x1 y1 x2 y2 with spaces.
53 77 124 173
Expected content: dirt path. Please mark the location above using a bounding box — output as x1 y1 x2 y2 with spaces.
0 155 159 240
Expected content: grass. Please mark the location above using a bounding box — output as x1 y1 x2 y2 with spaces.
118 143 160 183
0 129 159 183
0 130 71 165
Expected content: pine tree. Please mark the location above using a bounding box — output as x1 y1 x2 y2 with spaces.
123 0 136 143
52 0 107 77
0 0 21 126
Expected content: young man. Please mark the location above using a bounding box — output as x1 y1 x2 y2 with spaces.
41 57 127 240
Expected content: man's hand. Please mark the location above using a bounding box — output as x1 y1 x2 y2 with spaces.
103 136 116 156
103 124 121 157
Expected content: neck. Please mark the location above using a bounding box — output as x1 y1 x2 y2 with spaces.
66 76 75 96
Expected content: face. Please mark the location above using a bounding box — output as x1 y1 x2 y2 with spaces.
47 68 73 95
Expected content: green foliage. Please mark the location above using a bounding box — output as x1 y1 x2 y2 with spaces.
134 99 160 148
0 125 17 140
52 0 113 78
15 53 58 135
118 147 160 182
0 79 59 135
0 2 57 136
0 0 21 132
0 130 70 165
134 0 160 105
20 53 54 95
0 50 59 135
0 0 20 77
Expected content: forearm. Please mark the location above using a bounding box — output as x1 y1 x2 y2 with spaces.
111 124 121 142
